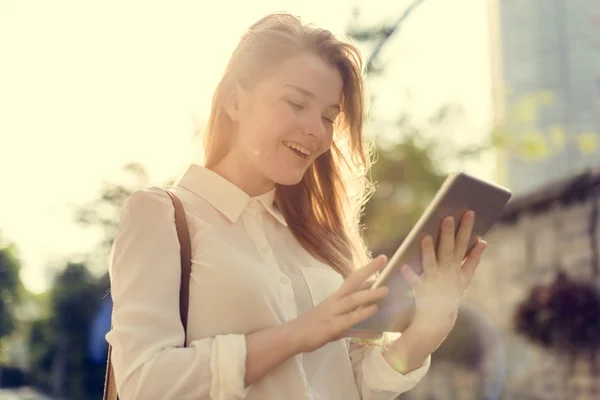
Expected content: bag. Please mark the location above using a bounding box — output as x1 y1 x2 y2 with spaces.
103 189 192 400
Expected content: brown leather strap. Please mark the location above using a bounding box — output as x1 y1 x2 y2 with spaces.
166 190 193 332
103 189 192 400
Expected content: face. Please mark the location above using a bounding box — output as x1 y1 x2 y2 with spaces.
219 52 343 195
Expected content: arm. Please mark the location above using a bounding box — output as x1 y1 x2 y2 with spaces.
244 324 299 386
108 188 300 400
348 332 430 400
381 319 445 374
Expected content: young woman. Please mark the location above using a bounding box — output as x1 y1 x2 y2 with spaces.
106 12 486 400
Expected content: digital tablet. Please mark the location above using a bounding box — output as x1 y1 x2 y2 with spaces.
351 172 512 333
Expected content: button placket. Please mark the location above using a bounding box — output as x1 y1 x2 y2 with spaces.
241 204 278 271
242 202 297 320
278 274 291 285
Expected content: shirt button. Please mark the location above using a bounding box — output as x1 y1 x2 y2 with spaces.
246 199 262 216
279 275 290 285
259 246 271 256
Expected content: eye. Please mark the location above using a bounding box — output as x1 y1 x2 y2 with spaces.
287 100 305 111
322 117 335 124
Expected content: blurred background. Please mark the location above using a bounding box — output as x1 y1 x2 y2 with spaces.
1 0 599 399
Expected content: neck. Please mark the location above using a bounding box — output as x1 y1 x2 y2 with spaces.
211 152 275 197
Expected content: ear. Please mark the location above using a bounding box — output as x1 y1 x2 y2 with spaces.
223 83 247 122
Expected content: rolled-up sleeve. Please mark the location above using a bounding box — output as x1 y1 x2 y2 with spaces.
106 187 251 400
349 334 430 400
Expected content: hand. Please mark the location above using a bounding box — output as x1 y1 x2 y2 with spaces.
400 210 487 332
288 255 390 353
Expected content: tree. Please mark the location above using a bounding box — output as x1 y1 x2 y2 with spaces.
75 162 152 260
0 243 23 341
27 262 107 399
0 240 25 386
346 9 491 252
361 118 446 252
24 163 161 399
347 0 430 76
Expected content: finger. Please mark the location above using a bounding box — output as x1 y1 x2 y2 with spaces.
400 265 422 292
437 216 455 268
336 286 389 314
338 255 388 297
339 304 379 331
461 240 487 283
454 210 475 265
359 280 375 291
420 235 436 274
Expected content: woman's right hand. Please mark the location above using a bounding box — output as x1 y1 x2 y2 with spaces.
288 255 390 353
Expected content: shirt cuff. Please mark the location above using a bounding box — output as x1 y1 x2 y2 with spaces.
362 345 431 393
209 334 251 399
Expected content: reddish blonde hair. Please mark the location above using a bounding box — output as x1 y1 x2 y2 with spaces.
203 13 373 276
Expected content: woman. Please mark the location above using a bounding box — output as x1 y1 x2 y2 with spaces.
106 12 486 400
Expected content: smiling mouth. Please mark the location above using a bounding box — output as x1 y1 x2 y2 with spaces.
283 140 312 158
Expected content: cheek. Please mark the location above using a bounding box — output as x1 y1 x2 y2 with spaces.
247 104 297 149
319 131 334 153
239 120 282 159
272 102 299 131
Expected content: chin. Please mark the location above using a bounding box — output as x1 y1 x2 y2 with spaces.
269 168 306 186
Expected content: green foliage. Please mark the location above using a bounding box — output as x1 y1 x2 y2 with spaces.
346 6 496 253
496 89 599 161
0 241 25 385
22 162 155 398
363 131 446 252
0 244 23 340
347 0 429 75
27 262 107 399
23 162 160 398
27 317 55 388
75 162 151 254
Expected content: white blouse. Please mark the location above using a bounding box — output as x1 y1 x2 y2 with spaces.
106 164 430 400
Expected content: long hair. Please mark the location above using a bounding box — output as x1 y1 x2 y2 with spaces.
203 13 373 277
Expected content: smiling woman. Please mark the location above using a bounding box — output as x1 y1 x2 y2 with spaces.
104 12 433 400
202 15 372 278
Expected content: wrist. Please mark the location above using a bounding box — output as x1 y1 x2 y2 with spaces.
411 307 458 334
383 324 432 373
281 319 307 355
383 316 454 374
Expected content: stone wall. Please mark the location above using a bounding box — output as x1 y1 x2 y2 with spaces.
400 170 600 399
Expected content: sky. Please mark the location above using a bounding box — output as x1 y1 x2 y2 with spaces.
0 0 495 293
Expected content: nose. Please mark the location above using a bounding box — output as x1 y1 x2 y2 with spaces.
303 114 327 139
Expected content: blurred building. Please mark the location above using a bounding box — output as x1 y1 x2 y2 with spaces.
401 168 600 399
488 0 600 196
468 169 600 399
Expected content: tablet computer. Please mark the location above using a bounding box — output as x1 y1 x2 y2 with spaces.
351 172 512 333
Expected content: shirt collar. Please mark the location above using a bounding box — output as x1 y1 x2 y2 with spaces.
175 164 288 226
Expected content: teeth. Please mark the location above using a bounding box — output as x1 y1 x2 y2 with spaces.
283 140 311 156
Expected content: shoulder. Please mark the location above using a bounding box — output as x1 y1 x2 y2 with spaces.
120 186 174 224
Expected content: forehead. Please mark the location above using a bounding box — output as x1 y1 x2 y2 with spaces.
262 53 343 105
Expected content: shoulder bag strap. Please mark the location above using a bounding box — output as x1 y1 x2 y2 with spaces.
102 189 192 400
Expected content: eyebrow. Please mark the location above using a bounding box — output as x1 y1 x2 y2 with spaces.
284 85 340 111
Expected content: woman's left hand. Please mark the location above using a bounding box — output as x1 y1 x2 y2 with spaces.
400 210 487 335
